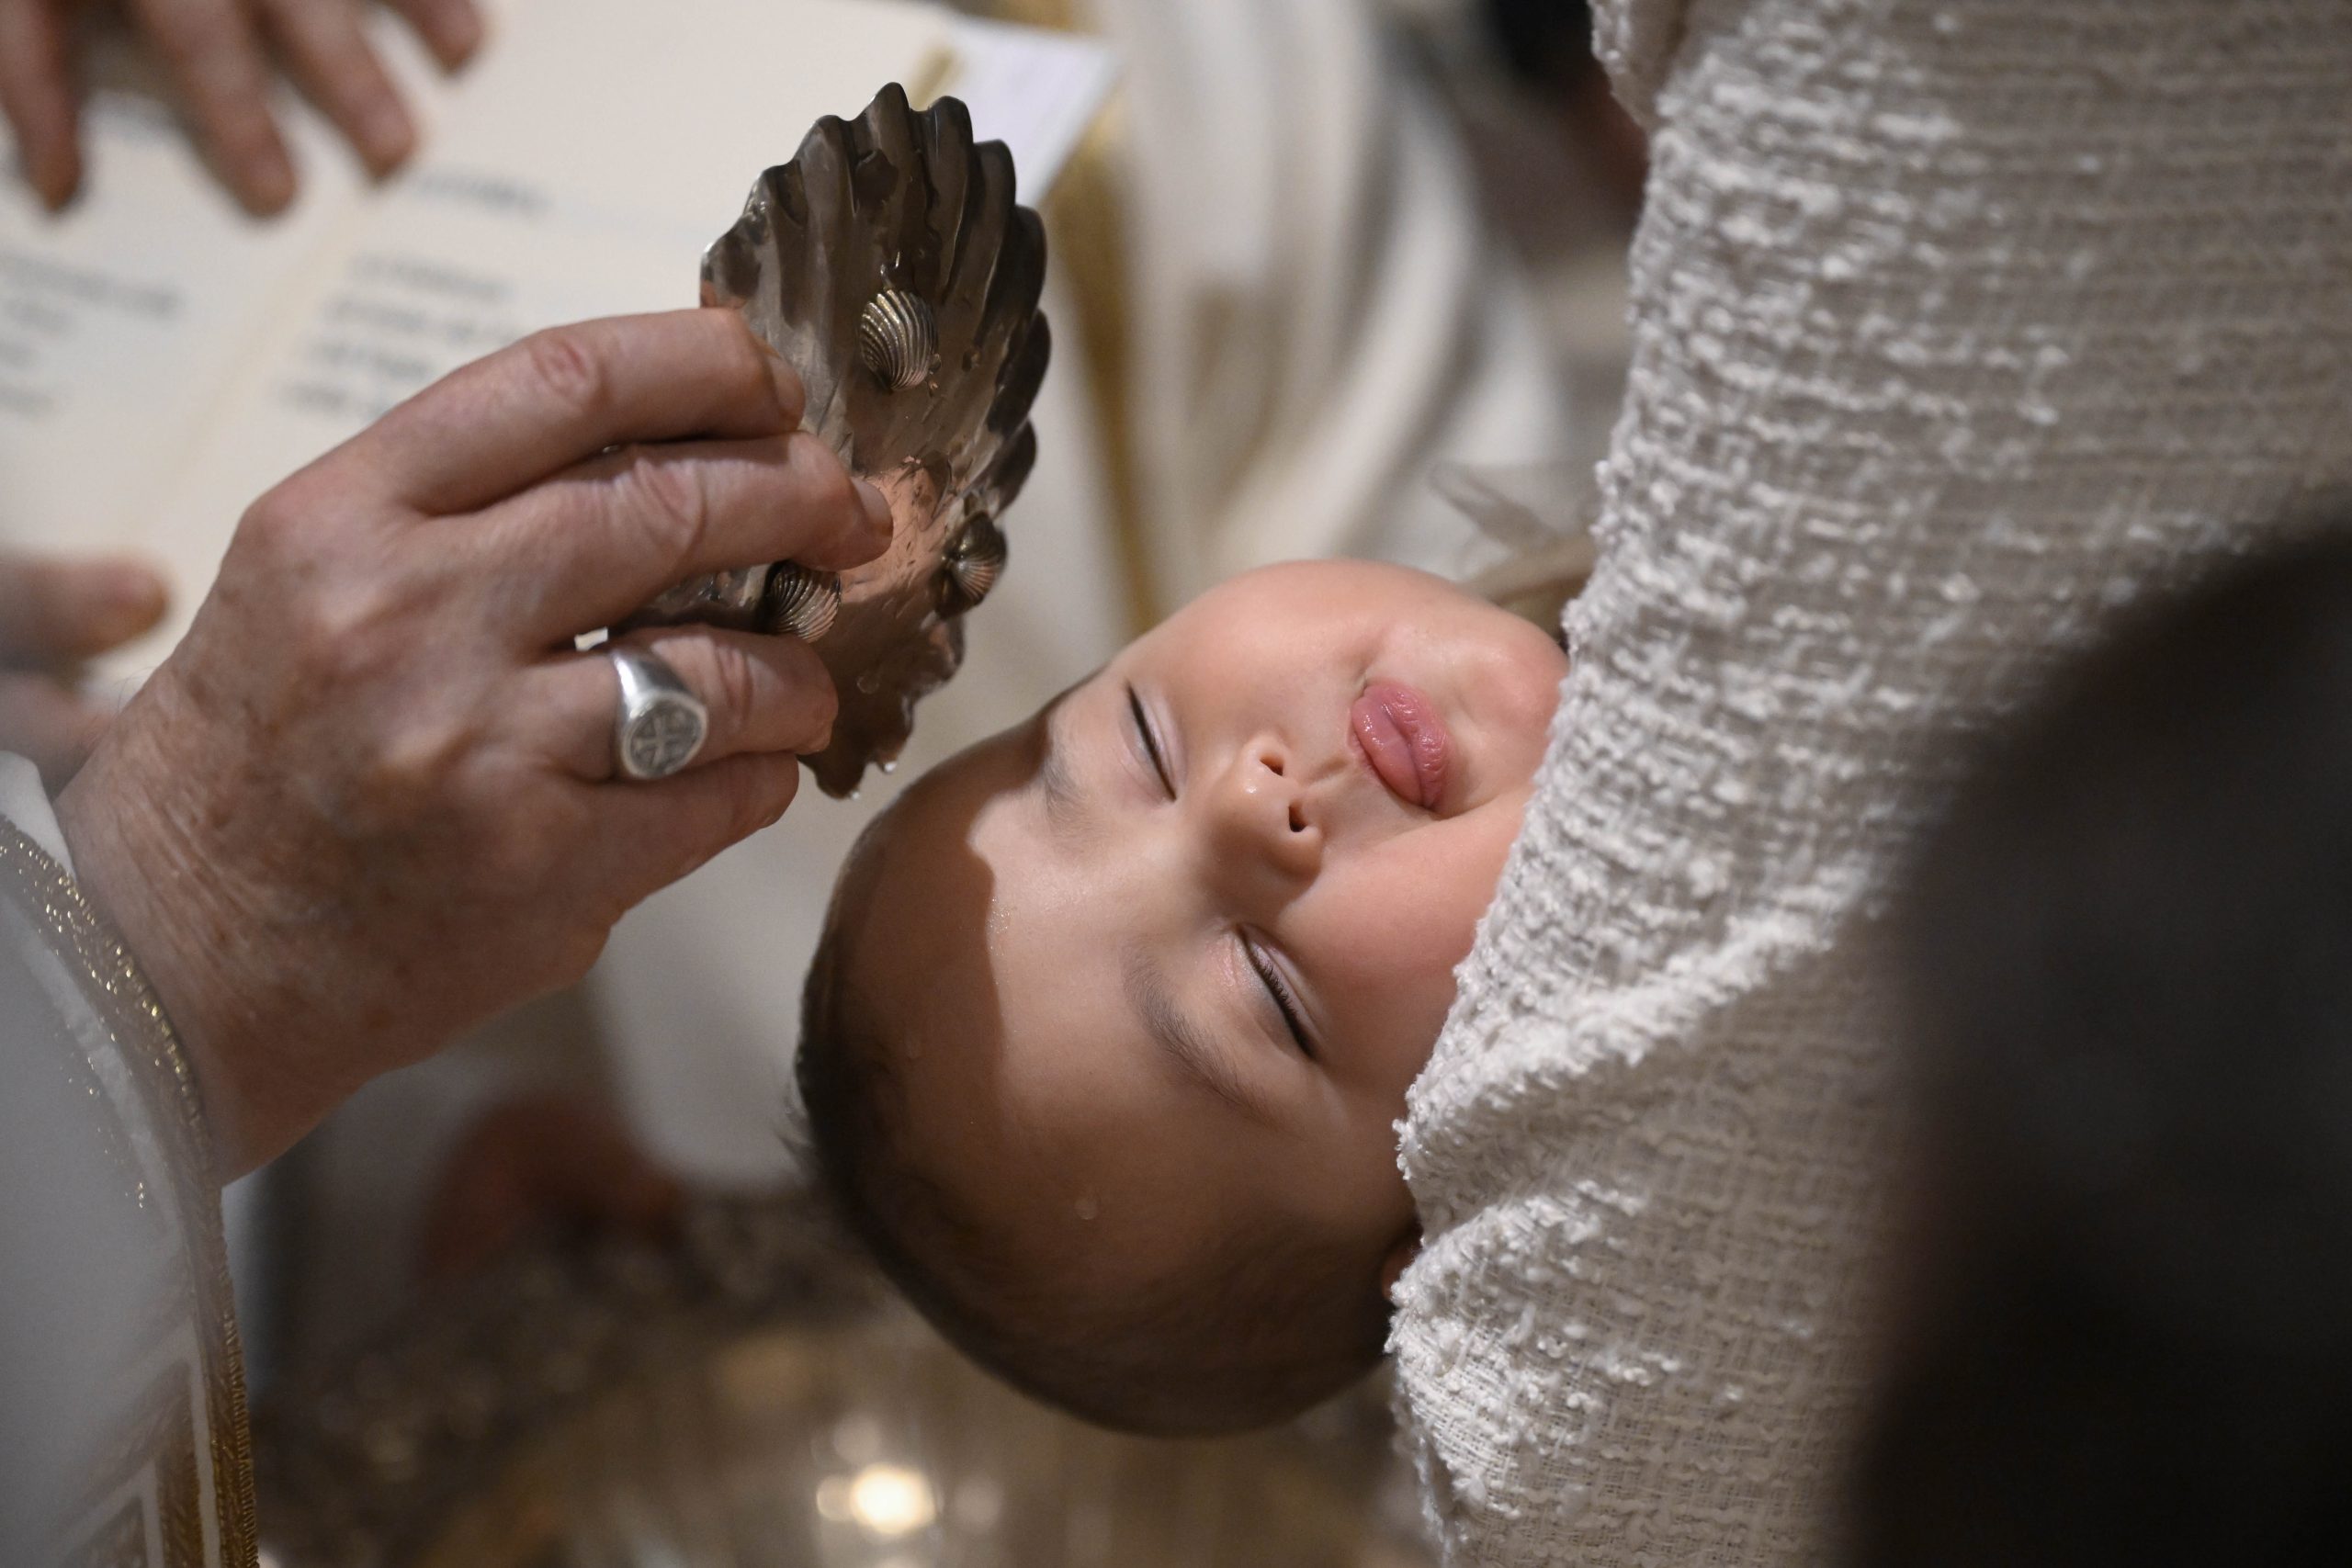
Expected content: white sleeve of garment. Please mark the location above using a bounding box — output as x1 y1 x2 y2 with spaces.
1389 3 2352 1564
0 753 72 872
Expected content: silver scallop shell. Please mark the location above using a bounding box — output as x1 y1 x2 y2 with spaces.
626 86 1049 798
765 564 842 642
857 290 938 392
938 513 1006 615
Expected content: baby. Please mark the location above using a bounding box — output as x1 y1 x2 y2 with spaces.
797 558 1569 1434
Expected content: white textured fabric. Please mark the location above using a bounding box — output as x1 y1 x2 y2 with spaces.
1391 4 2352 1563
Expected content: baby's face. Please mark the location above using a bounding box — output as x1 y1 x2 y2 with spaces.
851 560 1567 1304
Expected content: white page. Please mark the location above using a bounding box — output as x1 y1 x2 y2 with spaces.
0 13 492 555
103 0 951 671
937 16 1119 197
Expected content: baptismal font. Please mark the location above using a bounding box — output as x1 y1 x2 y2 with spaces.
254 1191 1432 1568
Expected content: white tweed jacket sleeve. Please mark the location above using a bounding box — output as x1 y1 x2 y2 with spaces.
1388 3 2352 1564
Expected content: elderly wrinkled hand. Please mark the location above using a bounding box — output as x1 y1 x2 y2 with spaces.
55 308 890 1177
0 551 167 788
0 0 481 215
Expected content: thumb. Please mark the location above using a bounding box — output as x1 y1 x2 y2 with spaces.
0 554 169 665
0 673 115 790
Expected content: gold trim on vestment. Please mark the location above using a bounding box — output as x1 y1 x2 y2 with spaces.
0 819 256 1568
970 0 1156 634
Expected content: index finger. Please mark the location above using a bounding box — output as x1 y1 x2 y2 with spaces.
0 0 83 209
0 554 169 663
351 311 808 517
478 432 889 646
131 0 295 215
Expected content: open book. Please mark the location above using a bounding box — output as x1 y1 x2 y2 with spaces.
0 0 1113 674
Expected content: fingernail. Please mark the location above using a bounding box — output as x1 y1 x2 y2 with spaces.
244 147 296 214
757 337 810 411
434 4 486 65
91 565 166 644
361 103 416 173
28 145 79 211
853 476 893 537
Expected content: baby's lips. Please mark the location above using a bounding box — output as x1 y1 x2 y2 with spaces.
1351 682 1452 811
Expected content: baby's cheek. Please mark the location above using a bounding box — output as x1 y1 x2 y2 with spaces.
1311 879 1472 1040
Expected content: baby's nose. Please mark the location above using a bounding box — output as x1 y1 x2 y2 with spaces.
1204 739 1321 886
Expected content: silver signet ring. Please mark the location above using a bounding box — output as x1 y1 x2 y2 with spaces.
608 645 709 782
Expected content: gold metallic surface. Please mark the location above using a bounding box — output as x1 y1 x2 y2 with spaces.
1041 93 1155 635
963 0 1156 633
256 1198 1435 1568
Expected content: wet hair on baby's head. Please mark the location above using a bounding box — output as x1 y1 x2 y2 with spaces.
795 807 1391 1437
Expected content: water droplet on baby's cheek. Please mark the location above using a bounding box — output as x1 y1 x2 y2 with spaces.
1073 1195 1100 1222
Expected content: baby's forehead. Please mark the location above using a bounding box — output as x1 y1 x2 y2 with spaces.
841 725 1036 1044
889 707 1046 841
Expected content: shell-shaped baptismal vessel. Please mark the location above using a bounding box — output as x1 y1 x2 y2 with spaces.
639 85 1048 797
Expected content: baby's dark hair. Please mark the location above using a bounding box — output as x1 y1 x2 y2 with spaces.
1851 520 2352 1564
795 812 1392 1437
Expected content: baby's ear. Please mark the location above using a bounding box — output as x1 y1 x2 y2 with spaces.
1381 1229 1423 1303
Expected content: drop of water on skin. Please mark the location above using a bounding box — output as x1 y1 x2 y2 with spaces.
856 671 883 694
1073 1195 1100 1222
